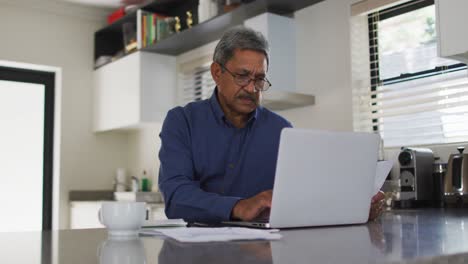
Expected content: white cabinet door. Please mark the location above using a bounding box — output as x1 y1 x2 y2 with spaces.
436 0 468 63
148 204 167 221
69 201 104 229
243 13 314 109
93 51 177 132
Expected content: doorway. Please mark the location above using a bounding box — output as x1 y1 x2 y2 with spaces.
0 66 54 231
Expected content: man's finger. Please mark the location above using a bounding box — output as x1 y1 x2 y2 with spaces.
372 191 385 203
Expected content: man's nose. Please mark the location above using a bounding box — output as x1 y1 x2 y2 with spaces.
244 79 257 93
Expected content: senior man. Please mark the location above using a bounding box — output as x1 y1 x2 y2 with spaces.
158 26 384 223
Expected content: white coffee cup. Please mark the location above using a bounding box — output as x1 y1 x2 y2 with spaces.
98 201 146 237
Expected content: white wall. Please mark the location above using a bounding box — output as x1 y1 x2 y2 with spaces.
277 0 356 130
127 125 162 191
0 0 129 229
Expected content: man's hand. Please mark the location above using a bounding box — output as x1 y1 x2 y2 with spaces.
368 191 385 221
231 190 272 221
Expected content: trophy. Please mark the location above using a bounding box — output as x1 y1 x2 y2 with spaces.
186 11 193 28
175 16 181 33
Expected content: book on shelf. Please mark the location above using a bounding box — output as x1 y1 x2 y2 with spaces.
137 9 174 49
157 17 176 42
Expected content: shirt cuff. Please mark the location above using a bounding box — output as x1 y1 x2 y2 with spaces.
211 196 242 221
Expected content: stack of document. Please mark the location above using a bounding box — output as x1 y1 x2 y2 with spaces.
140 227 282 243
142 219 187 228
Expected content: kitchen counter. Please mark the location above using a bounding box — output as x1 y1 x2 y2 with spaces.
3 209 468 264
69 190 114 201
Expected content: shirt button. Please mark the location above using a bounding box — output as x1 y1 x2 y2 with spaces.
228 163 235 169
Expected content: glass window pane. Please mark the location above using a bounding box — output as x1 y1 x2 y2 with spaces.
378 5 460 80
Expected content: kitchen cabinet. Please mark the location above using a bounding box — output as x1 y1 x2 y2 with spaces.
70 201 104 229
148 203 167 221
93 51 177 132
436 0 468 63
244 13 315 110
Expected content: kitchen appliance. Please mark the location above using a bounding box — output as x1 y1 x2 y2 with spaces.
131 176 140 192
444 147 468 195
397 147 434 203
114 168 127 192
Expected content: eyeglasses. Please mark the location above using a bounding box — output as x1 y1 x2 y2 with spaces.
220 64 271 92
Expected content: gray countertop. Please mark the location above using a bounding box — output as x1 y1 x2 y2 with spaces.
69 190 114 201
3 209 468 264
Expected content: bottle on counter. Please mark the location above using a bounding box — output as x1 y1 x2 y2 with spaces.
141 170 150 192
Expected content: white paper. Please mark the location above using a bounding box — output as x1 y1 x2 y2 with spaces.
375 160 393 193
142 219 187 228
140 227 282 243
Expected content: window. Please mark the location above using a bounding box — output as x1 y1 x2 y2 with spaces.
179 63 215 105
352 0 468 147
178 55 215 106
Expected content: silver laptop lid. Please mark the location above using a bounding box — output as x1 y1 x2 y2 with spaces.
269 128 379 228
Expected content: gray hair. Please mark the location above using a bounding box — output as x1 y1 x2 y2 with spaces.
213 26 269 67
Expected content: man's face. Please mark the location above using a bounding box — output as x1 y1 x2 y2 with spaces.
211 49 268 116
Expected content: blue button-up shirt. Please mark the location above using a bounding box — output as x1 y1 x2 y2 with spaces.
158 89 292 222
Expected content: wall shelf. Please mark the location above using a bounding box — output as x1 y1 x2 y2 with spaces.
94 0 324 62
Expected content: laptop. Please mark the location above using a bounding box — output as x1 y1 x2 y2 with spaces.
222 128 380 229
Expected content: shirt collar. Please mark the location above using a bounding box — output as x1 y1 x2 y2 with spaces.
209 87 259 126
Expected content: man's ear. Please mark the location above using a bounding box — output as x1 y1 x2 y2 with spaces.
211 62 222 84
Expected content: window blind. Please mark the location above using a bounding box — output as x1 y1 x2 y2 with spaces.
354 71 468 146
351 0 468 147
178 55 215 106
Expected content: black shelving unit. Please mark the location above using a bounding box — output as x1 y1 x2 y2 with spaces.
94 0 324 67
94 0 198 62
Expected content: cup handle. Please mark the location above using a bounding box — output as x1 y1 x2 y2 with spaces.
98 208 104 225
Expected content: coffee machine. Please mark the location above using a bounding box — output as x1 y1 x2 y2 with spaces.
397 147 434 205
